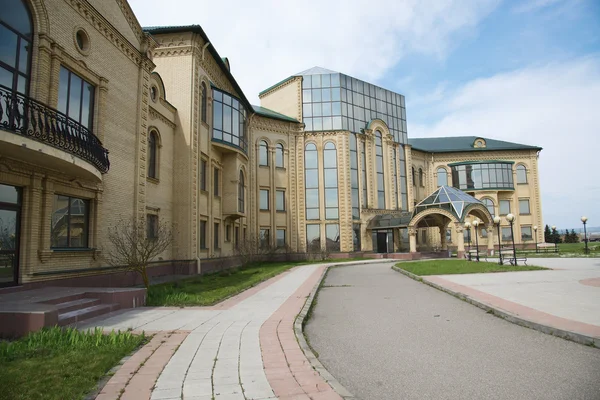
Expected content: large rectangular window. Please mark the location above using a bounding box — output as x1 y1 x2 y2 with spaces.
306 224 320 251
260 189 269 210
260 228 270 248
51 195 89 248
200 159 207 191
276 229 286 248
276 190 285 211
199 220 207 249
212 88 247 152
501 227 512 241
214 222 219 249
146 214 158 239
521 226 533 241
519 199 530 215
58 66 95 130
499 200 511 215
450 162 514 190
213 167 219 196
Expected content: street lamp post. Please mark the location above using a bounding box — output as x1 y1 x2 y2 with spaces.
494 216 503 265
533 226 538 253
472 220 480 262
465 222 471 260
581 216 589 255
506 214 517 265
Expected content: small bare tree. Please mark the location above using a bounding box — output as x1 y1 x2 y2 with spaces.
106 217 174 289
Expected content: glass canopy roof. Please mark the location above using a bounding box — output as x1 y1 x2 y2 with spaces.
414 185 483 220
366 212 413 230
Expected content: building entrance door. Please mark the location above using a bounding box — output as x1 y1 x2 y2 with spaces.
376 232 388 253
0 184 21 287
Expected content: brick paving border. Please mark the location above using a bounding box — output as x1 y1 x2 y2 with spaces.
95 331 189 400
392 265 600 347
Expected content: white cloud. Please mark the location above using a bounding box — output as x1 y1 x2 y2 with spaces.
129 0 499 102
512 0 564 13
409 57 600 228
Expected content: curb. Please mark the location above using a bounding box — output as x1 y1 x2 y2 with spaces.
294 259 394 399
391 266 600 348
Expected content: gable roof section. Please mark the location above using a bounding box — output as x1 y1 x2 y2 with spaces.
252 106 299 123
144 25 253 111
408 136 542 153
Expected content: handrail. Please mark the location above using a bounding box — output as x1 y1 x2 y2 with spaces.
0 84 110 173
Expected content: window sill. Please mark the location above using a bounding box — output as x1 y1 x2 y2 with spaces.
147 177 160 184
201 121 210 129
39 248 100 263
276 210 286 213
275 166 286 171
260 209 270 212
259 165 269 168
520 213 531 216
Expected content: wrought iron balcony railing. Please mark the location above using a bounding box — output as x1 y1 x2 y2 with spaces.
0 84 110 173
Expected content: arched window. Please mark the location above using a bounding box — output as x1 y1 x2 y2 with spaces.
323 142 339 219
238 170 245 213
148 131 158 179
305 143 319 220
0 0 32 95
259 140 269 166
482 198 495 217
201 82 207 123
437 167 448 187
375 131 385 209
418 168 424 187
275 143 284 168
412 167 416 186
516 165 527 184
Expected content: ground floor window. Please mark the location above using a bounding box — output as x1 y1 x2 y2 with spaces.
260 228 270 248
325 224 340 252
199 220 207 249
146 214 158 239
51 195 89 248
521 226 533 241
276 229 286 248
501 227 512 242
306 224 320 252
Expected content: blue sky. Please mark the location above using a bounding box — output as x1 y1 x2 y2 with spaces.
130 0 600 230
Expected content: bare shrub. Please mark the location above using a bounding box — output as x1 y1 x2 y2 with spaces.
105 218 174 288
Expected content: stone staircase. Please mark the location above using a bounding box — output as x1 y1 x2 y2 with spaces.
0 287 146 337
43 294 121 326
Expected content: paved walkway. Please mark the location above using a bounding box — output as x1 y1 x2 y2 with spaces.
81 262 348 400
306 262 600 400
424 257 600 341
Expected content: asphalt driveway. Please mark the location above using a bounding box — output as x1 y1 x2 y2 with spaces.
305 262 600 400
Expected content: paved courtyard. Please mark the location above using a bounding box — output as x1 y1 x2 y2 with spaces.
81 262 350 400
305 262 600 400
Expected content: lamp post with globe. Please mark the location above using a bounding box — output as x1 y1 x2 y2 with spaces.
472 220 480 262
506 214 517 265
464 221 471 260
533 226 538 253
494 216 503 265
581 216 589 255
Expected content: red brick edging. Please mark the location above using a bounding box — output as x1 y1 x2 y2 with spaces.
260 265 343 400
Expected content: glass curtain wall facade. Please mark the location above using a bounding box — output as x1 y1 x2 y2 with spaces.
451 162 514 190
212 88 247 152
304 143 319 220
301 72 408 144
323 142 339 220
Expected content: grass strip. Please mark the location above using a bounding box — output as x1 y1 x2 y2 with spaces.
398 259 547 276
0 327 145 400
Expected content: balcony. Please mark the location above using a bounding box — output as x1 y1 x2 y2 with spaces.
0 85 110 174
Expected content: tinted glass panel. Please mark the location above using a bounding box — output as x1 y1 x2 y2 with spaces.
451 162 514 190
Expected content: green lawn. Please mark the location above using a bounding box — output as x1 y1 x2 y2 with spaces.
522 242 600 257
397 259 548 276
148 258 370 306
0 327 145 400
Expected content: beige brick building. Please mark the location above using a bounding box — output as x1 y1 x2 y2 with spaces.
0 0 544 288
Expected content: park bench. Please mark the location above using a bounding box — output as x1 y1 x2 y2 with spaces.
536 243 558 253
466 249 481 261
499 248 527 266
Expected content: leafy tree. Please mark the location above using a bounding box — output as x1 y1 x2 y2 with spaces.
544 225 552 243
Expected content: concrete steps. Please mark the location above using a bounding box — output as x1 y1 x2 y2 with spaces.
58 303 120 326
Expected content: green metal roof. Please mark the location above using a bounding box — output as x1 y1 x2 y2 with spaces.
408 136 542 153
258 76 296 96
252 106 299 123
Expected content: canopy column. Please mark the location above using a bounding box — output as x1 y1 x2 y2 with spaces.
455 223 465 258
409 227 417 253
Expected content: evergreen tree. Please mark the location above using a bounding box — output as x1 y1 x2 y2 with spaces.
551 227 561 244
544 225 552 243
564 230 571 243
571 229 580 243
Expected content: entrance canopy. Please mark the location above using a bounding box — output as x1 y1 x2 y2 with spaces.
414 185 482 221
367 212 413 230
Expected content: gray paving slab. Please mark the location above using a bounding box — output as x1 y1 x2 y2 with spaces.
438 257 600 326
306 262 600 400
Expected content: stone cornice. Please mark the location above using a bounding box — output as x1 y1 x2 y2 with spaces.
149 106 176 129
114 0 145 44
65 0 146 67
